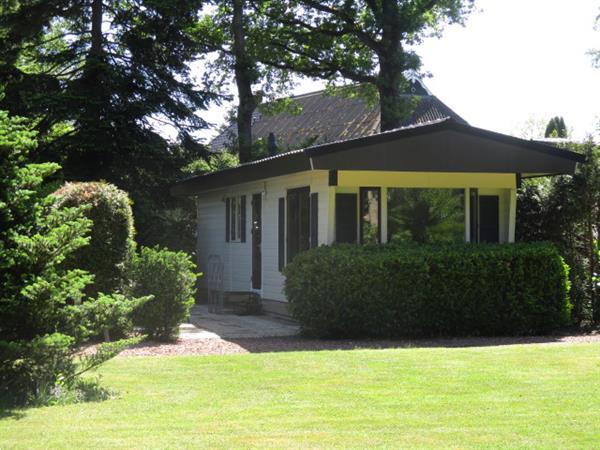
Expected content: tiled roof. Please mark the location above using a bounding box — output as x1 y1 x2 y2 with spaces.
210 84 468 152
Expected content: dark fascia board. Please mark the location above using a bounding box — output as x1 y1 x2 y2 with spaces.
304 118 585 163
170 150 310 197
171 118 584 197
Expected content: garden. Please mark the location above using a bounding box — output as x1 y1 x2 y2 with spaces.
1 1 600 448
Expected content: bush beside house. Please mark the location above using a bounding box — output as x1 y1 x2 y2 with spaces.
284 243 571 338
129 246 198 341
54 182 135 296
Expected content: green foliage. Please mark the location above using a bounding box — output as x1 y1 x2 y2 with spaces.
183 151 240 174
0 110 142 406
79 293 151 342
129 247 199 341
284 243 571 338
54 182 136 296
387 188 464 244
544 116 568 138
517 140 600 322
195 0 295 162
256 0 475 130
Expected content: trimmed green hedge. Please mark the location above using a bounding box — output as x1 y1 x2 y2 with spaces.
284 243 571 338
54 182 135 296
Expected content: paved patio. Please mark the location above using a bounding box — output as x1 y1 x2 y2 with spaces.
180 304 300 340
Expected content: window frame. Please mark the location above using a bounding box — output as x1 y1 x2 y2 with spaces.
227 195 244 243
359 186 381 244
286 186 311 264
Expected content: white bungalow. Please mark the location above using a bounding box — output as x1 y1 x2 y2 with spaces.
172 86 583 316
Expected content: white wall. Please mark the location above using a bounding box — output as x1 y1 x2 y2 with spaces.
196 170 330 303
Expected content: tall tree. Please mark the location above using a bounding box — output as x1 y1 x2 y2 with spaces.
544 116 568 138
196 1 292 162
0 0 213 249
517 139 600 323
256 0 474 131
232 0 257 163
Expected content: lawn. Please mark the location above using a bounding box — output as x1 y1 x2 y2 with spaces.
1 343 599 449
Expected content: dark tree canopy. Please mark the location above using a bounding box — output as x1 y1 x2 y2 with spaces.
0 0 214 249
256 0 474 131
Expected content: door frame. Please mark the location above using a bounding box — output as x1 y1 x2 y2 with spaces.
251 193 262 291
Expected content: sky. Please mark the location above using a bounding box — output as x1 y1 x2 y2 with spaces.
195 0 600 143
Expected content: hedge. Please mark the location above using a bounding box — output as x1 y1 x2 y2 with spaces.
283 243 571 338
54 182 135 296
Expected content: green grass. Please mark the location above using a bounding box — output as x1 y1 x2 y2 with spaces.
1 343 599 449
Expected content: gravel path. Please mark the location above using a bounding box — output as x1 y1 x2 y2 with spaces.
119 332 600 357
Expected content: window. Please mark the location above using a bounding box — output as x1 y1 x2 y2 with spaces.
360 187 381 244
387 188 465 244
225 195 246 243
287 187 310 263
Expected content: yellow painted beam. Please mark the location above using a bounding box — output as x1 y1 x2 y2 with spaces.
337 171 516 189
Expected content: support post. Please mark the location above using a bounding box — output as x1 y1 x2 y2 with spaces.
508 188 517 243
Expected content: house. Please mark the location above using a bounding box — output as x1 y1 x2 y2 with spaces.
172 84 584 316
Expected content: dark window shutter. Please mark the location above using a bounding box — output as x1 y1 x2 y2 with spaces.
310 192 318 248
240 195 246 243
479 195 499 243
335 193 358 243
225 198 230 242
278 197 285 271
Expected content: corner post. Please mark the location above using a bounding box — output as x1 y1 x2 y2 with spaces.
508 188 517 243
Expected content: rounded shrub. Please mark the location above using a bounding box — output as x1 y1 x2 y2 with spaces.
54 182 135 296
129 246 198 341
284 242 572 338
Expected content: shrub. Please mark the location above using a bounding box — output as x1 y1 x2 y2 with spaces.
0 111 143 407
129 246 198 341
54 182 135 296
516 141 599 323
284 243 571 338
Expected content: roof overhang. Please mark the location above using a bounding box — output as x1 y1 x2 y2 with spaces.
171 118 584 197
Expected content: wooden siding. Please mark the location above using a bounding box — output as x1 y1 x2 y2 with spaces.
195 170 330 303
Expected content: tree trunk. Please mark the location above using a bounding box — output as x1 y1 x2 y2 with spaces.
377 56 407 131
82 0 105 104
90 0 103 60
232 0 257 163
84 0 104 82
376 0 409 131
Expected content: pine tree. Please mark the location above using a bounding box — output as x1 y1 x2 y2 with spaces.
544 116 568 138
0 0 213 249
0 109 146 406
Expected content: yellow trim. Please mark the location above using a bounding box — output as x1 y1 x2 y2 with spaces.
337 171 516 189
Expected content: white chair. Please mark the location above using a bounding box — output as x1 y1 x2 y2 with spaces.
206 254 224 313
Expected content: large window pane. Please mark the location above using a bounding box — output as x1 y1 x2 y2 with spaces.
360 187 380 244
387 188 465 244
